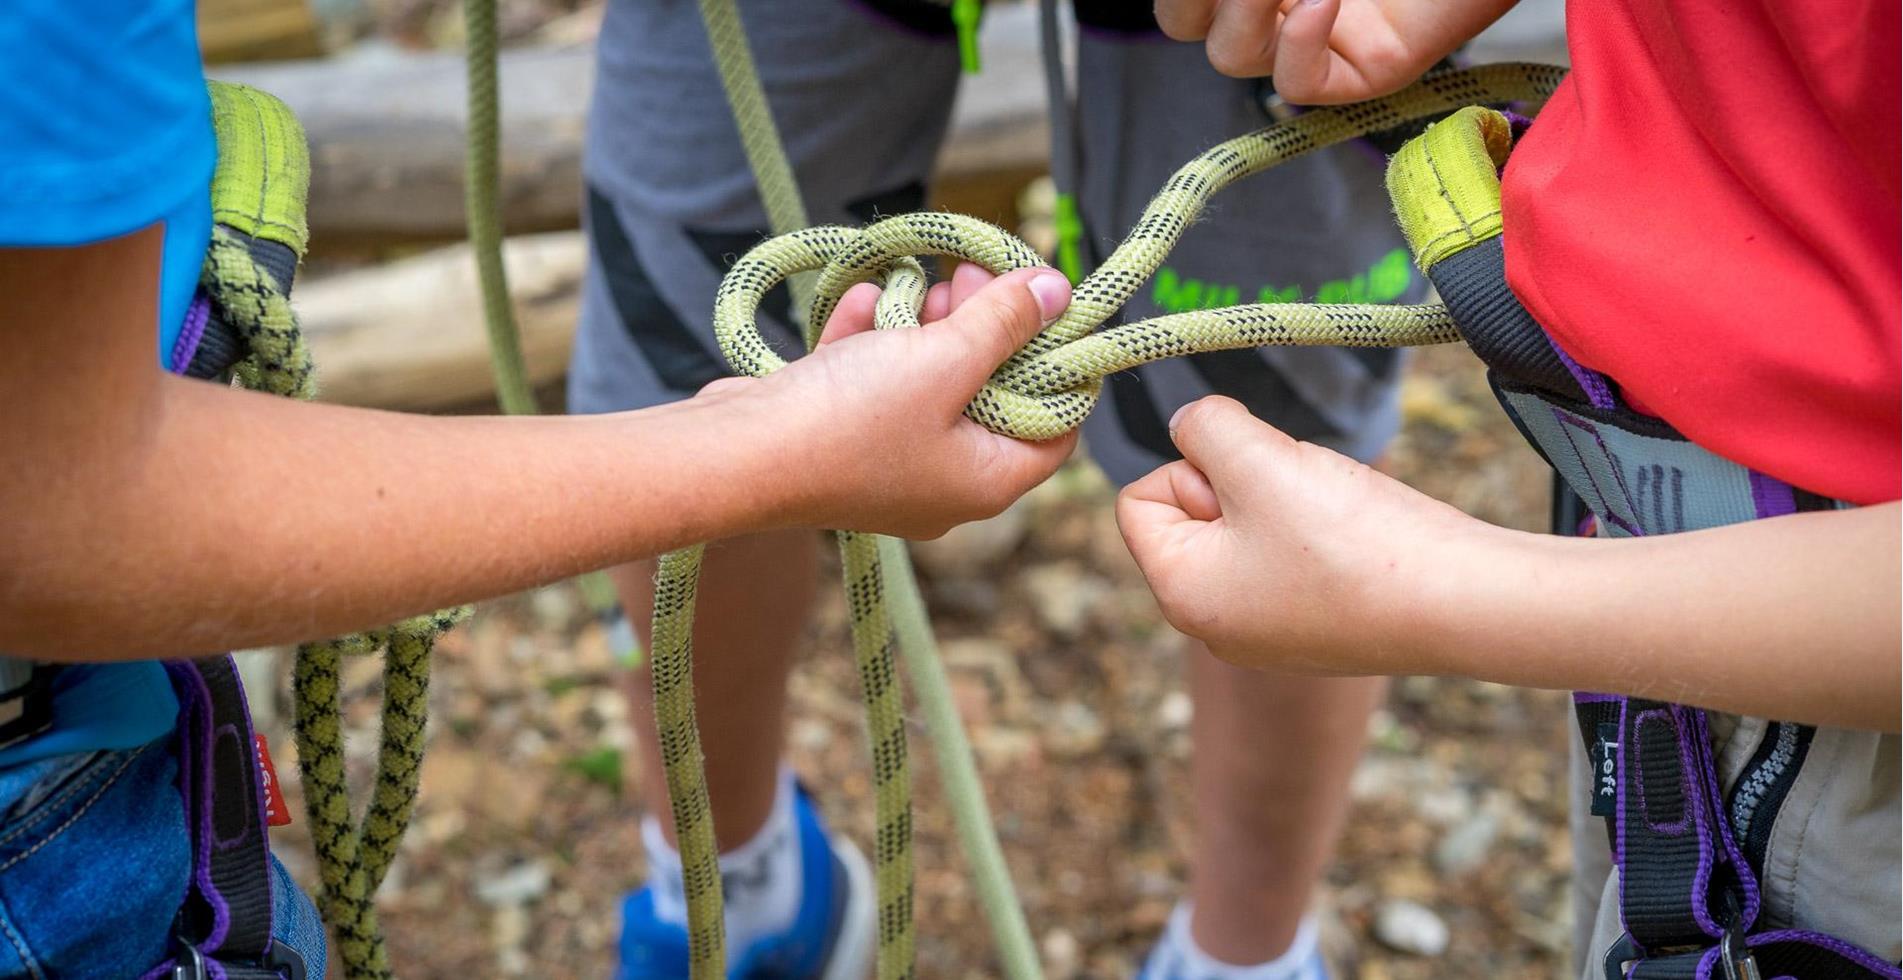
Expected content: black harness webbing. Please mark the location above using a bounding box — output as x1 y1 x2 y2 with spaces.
158 658 304 980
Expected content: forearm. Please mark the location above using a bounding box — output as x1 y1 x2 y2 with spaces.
3 377 796 659
1423 504 1901 730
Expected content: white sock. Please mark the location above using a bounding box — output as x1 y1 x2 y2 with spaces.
1149 903 1325 980
642 767 804 953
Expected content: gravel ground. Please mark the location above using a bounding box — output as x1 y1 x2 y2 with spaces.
254 343 1578 978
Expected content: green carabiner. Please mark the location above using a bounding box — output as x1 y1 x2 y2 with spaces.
953 0 982 73
1053 191 1084 283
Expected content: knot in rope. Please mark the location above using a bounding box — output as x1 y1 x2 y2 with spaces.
202 226 316 399
707 61 1569 443
651 57 1570 980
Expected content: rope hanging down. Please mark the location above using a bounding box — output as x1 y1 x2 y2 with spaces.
198 79 472 980
659 24 1565 975
210 224 470 980
662 2 1056 977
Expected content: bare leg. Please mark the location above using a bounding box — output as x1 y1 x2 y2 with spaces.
617 528 820 848
1185 640 1386 962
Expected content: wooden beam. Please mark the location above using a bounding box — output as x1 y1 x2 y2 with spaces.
199 0 322 64
218 4 1054 251
300 233 584 410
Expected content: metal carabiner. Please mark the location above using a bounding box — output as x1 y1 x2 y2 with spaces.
1719 894 1764 980
169 941 210 980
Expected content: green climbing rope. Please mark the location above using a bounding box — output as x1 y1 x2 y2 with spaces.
200 79 470 980
674 2 1049 977
659 40 1565 977
462 0 535 417
461 0 621 618
444 1 1560 977
209 225 469 980
293 612 467 980
693 0 817 324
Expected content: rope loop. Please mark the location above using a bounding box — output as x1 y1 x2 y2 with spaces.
658 53 1571 980
705 62 1568 444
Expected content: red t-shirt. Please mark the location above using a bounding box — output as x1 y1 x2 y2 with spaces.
1501 0 1900 504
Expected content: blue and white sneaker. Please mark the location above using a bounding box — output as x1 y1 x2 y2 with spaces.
617 787 875 979
1136 906 1328 980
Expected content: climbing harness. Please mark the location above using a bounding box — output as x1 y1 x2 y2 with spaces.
161 657 311 980
1387 107 1900 980
0 662 56 752
651 0 1565 969
157 81 469 980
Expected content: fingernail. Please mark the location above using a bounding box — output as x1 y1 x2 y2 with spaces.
1028 270 1071 322
1168 403 1188 433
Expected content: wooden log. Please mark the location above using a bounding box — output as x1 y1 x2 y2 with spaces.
199 0 323 64
299 233 584 410
217 3 1054 250
223 1 1563 250
218 45 594 251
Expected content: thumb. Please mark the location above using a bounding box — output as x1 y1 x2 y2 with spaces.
1166 395 1296 491
814 282 882 346
928 267 1071 385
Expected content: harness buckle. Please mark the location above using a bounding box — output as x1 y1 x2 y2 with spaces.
264 941 309 980
1603 932 1638 980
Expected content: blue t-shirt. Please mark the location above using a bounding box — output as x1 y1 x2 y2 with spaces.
0 0 220 765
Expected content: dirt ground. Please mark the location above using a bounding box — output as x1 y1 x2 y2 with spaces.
253 342 1578 979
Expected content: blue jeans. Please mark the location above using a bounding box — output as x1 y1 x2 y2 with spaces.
0 735 325 978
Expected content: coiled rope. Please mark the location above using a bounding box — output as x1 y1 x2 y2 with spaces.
660 12 1565 973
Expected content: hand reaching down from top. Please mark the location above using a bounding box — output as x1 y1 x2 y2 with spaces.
1152 0 1518 102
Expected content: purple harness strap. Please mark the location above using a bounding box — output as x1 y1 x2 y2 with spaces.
1505 328 1894 979
1620 929 1903 980
1571 474 1894 980
168 294 214 376
140 658 293 980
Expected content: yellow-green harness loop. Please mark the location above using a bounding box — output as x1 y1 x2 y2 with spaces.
1385 105 1517 272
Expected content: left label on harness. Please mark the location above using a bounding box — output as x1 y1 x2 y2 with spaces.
1588 722 1619 818
256 734 292 827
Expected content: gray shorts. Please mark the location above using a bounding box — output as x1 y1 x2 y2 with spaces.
571 0 1424 486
